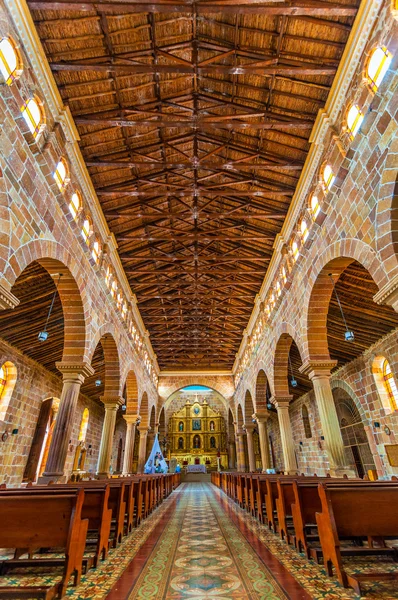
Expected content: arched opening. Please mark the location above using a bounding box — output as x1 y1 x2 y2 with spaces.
140 391 149 426
255 369 270 410
178 421 184 432
274 332 311 400
178 437 184 449
125 370 138 415
193 434 201 449
23 397 60 482
0 361 17 421
332 387 375 478
372 356 398 413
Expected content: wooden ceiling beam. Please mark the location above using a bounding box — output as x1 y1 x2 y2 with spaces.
97 189 293 197
28 1 358 16
76 116 314 129
87 159 303 169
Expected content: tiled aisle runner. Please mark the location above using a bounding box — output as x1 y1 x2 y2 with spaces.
128 483 287 599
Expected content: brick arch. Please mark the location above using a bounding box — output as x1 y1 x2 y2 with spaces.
273 331 304 397
0 170 10 275
303 240 386 362
158 375 234 403
375 152 398 277
330 379 368 425
124 369 139 415
255 369 270 410
244 390 255 424
139 391 149 426
100 333 121 397
149 404 156 429
4 240 88 362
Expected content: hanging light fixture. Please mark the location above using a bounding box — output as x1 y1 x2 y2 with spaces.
328 273 355 342
289 353 298 388
95 379 102 387
38 273 62 342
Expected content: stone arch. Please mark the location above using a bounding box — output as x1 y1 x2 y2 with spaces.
375 159 398 276
124 369 139 415
3 240 88 362
149 404 156 430
139 391 149 426
255 369 270 411
158 406 166 438
0 169 10 275
100 334 121 397
273 331 305 397
244 390 255 424
331 379 368 425
158 376 234 403
304 240 386 362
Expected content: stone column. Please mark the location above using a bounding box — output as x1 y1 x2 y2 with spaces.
244 425 256 472
236 432 246 472
228 438 236 469
137 426 149 473
41 362 94 482
300 361 355 477
97 396 124 477
122 415 137 475
253 411 271 472
272 396 298 474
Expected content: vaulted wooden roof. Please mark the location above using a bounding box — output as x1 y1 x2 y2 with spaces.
28 0 360 368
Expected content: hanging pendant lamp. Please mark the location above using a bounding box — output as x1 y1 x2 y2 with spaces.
328 273 355 342
38 273 62 342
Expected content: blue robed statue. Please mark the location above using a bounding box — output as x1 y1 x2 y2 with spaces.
144 433 168 474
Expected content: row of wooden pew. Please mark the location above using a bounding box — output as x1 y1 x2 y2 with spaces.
0 473 181 599
211 471 398 596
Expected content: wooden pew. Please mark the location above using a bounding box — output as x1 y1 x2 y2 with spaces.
0 484 112 569
0 491 88 598
316 483 398 595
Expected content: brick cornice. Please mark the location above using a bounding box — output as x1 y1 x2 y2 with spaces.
269 395 293 408
299 360 338 379
56 361 95 380
373 273 398 307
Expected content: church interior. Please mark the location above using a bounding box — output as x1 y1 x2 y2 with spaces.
0 0 398 596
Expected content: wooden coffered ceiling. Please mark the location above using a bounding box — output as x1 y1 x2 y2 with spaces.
28 0 360 369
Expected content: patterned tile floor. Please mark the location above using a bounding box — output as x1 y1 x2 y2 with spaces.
1 483 398 599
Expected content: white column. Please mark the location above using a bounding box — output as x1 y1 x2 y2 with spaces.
97 396 123 477
122 415 137 475
272 396 298 474
253 411 271 472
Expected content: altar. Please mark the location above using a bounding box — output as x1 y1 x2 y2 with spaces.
186 464 206 473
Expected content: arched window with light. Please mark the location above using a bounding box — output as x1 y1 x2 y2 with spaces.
301 219 309 243
111 280 118 299
122 302 128 320
322 164 335 191
366 46 392 92
383 359 398 411
346 105 364 139
81 217 91 244
0 361 17 421
21 97 45 138
311 195 320 219
69 191 81 220
0 37 22 85
276 280 281 297
91 239 101 264
105 265 112 289
54 158 69 192
117 292 123 311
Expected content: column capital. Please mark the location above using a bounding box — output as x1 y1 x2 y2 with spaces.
123 414 138 426
299 360 337 379
100 395 124 409
270 395 292 409
138 425 150 434
252 411 270 424
0 281 20 310
243 423 255 434
56 361 95 381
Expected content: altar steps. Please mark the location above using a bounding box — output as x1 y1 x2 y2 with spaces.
181 473 212 482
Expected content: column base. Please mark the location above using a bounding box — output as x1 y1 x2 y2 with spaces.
329 466 357 478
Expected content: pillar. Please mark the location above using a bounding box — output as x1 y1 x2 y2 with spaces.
122 415 137 475
41 362 94 482
244 425 256 472
236 432 246 472
271 396 298 474
300 362 356 477
137 426 149 473
228 438 236 469
253 411 271 472
97 396 124 477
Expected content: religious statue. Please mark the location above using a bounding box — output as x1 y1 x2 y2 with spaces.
193 434 201 449
210 436 216 448
179 421 184 432
210 421 215 431
192 419 201 430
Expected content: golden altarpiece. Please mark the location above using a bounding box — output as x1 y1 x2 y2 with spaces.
168 400 228 469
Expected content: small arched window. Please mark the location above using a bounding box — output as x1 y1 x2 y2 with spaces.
91 239 101 264
117 292 123 311
276 280 281 297
301 219 309 242
21 97 44 138
292 241 299 262
122 301 128 320
54 158 69 191
105 265 112 288
366 46 392 92
69 192 81 220
383 359 398 411
78 408 89 443
0 361 17 421
178 437 184 449
281 266 287 284
311 195 320 219
111 280 118 299
0 37 22 85
346 104 364 139
323 164 335 191
302 405 312 439
81 217 91 244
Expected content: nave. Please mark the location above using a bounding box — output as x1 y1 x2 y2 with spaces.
3 481 397 600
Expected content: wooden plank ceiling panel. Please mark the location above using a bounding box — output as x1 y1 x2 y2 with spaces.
27 1 362 368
